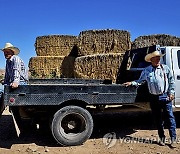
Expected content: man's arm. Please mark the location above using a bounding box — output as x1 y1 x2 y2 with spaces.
3 63 9 85
123 69 147 87
166 66 175 101
11 56 21 88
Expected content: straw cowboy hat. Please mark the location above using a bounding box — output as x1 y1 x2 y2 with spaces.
1 43 20 55
145 51 165 62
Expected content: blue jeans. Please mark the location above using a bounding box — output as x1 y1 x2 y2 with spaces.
149 94 176 141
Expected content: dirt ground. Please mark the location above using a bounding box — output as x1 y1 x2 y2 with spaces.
0 107 180 154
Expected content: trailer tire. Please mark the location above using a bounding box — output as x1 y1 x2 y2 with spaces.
51 105 93 146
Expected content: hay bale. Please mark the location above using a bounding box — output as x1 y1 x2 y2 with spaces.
29 56 75 78
132 34 180 49
35 35 78 56
78 29 131 56
74 53 124 83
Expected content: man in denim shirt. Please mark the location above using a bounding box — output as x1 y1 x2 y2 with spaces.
0 43 28 115
1 43 28 88
123 51 177 148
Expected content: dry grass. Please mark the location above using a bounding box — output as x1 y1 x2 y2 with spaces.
29 56 75 78
78 29 131 56
74 53 124 83
132 34 180 49
35 35 78 56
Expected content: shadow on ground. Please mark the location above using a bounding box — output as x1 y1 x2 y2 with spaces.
1 109 180 149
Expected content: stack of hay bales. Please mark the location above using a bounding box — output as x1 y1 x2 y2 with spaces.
132 34 180 49
29 35 78 78
28 29 131 82
74 29 131 82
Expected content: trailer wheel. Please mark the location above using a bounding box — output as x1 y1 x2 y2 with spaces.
51 105 93 146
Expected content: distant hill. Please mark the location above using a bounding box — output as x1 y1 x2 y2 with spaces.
0 69 5 76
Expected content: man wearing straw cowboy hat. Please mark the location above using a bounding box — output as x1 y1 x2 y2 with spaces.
123 50 177 148
1 42 28 88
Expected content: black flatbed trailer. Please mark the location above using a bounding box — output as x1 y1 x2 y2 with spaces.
3 78 137 146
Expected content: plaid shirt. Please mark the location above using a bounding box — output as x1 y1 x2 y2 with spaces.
131 64 175 95
4 55 28 85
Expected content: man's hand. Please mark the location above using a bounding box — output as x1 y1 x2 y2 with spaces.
168 94 175 101
10 82 19 89
123 82 132 87
0 79 4 84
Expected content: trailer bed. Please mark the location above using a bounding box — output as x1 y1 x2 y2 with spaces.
4 79 137 106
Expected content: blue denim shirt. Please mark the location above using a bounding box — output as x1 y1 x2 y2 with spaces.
131 64 175 95
4 55 28 85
